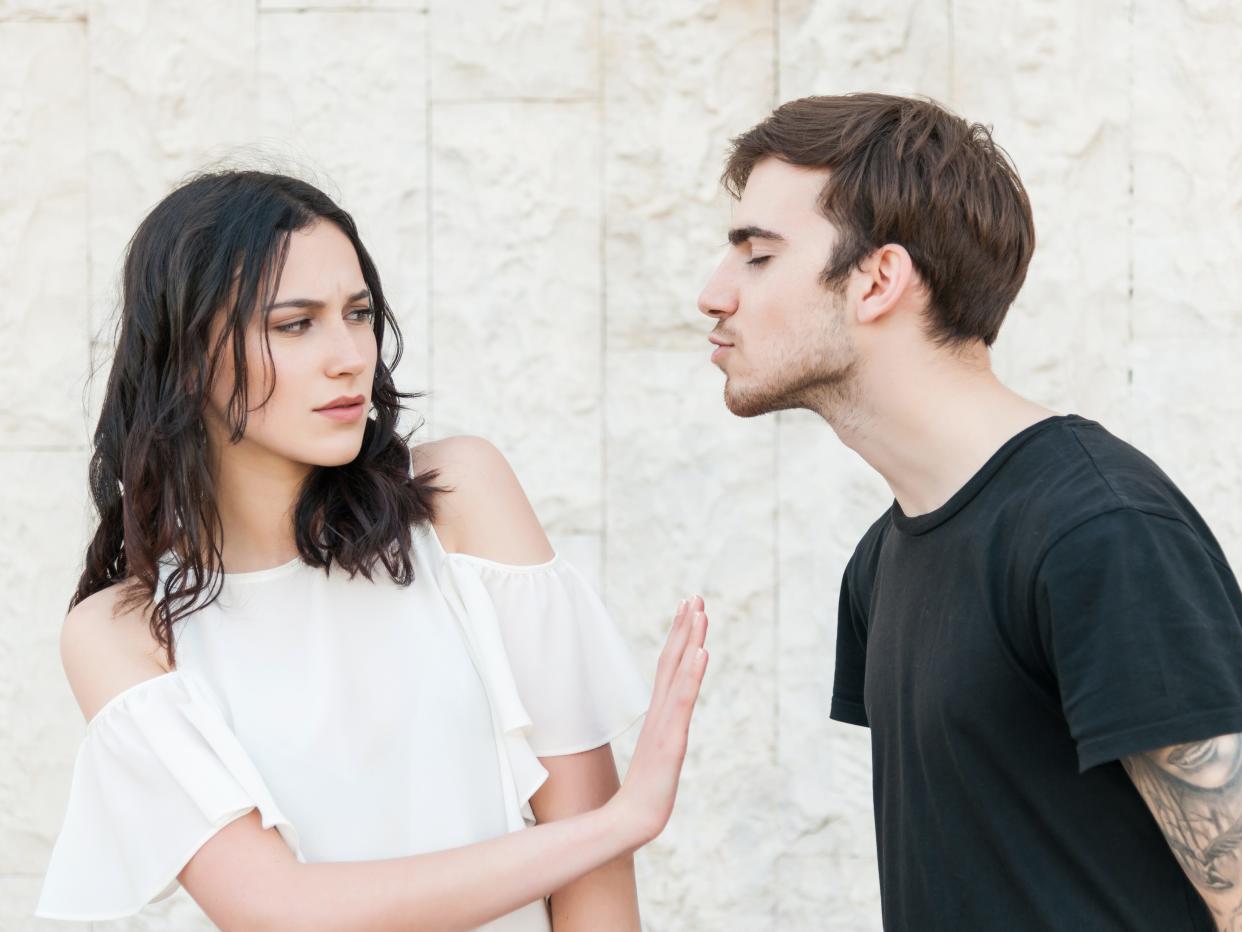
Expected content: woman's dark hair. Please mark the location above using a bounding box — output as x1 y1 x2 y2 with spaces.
723 93 1035 347
73 170 441 662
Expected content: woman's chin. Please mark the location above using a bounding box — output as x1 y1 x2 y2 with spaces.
318 445 367 468
285 438 367 469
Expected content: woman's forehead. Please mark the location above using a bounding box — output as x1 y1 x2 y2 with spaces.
272 221 366 302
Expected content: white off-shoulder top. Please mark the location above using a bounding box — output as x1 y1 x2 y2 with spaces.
36 522 649 929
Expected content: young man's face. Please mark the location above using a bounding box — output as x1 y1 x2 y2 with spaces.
698 157 858 418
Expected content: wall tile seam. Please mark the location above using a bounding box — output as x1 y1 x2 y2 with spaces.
1125 0 1136 360
424 0 435 441
596 0 608 603
428 96 598 106
947 0 955 98
258 5 426 14
0 446 90 453
0 13 87 23
771 6 782 928
85 0 97 440
772 413 784 931
772 0 781 99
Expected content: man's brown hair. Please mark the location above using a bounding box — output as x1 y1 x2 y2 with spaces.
722 93 1035 347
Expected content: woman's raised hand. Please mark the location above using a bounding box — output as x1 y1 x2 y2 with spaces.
608 596 709 847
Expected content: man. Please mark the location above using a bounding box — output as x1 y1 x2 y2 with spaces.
699 93 1242 930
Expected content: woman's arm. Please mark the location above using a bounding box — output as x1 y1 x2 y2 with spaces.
418 435 645 929
532 748 640 931
182 787 640 932
62 583 708 931
195 593 706 931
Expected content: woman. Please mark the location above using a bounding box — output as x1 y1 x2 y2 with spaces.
36 171 709 930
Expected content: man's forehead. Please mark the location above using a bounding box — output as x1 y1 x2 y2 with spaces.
734 157 830 234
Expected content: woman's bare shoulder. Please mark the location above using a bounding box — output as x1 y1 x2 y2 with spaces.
60 581 169 722
411 436 554 565
411 434 496 479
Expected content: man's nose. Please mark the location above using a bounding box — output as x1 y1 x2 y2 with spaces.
697 263 738 319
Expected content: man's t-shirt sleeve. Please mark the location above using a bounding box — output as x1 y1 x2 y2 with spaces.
830 562 870 728
1036 507 1242 772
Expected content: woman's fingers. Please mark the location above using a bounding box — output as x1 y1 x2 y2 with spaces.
652 596 701 704
651 609 709 750
613 602 710 846
652 599 688 689
674 611 708 708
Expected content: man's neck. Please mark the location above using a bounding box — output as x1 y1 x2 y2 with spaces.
824 351 1057 518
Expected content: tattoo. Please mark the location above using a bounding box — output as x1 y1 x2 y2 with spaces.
1124 734 1242 929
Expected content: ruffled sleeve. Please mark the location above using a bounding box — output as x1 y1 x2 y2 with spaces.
36 672 301 921
433 545 649 762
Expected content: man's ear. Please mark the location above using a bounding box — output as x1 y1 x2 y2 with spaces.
856 243 917 325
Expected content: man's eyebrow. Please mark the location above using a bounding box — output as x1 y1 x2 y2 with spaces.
728 225 786 247
267 288 371 311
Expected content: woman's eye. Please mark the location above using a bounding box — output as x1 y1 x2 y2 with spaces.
348 306 376 323
747 255 771 267
274 318 311 334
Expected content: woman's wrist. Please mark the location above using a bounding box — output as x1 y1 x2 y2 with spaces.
598 792 659 854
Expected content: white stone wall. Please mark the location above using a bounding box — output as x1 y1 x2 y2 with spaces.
2 1 1240 929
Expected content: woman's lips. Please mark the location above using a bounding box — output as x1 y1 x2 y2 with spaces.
316 402 365 422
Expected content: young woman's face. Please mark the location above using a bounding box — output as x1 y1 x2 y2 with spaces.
206 220 379 471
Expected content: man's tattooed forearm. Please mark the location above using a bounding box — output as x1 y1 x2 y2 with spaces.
1124 734 1242 928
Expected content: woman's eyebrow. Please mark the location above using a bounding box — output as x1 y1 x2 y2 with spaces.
266 288 371 311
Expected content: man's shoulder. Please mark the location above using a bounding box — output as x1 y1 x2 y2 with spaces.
1057 419 1182 507
965 418 1134 527
1021 418 1200 537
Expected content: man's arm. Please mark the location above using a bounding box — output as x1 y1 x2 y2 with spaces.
1123 733 1242 930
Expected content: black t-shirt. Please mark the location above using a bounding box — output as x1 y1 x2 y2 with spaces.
830 415 1242 931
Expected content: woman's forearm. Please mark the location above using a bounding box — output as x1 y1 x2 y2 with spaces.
286 802 647 931
184 601 708 932
548 851 640 931
532 747 642 931
188 801 653 932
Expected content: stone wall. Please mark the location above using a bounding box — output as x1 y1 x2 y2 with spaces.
1 2 1239 929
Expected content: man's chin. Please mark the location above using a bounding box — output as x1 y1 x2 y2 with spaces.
723 384 786 419
724 366 856 420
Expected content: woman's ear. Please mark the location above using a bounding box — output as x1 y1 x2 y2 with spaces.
856 243 917 325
